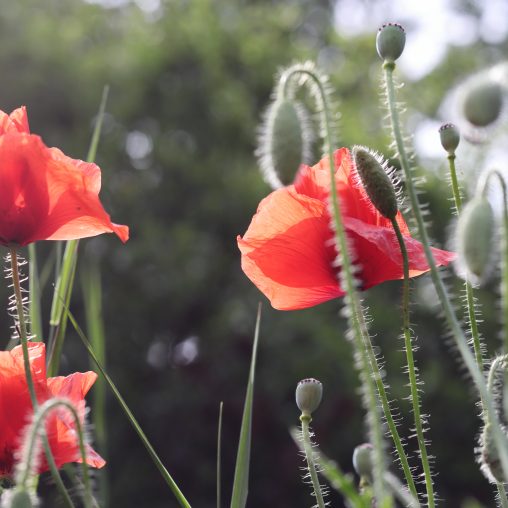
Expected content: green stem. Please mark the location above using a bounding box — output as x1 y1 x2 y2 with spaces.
391 219 434 507
383 62 508 480
217 402 223 508
447 154 484 373
280 66 392 507
300 415 326 508
498 483 508 508
20 398 94 508
65 308 192 508
8 249 75 508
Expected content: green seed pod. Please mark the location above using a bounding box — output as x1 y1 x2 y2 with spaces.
3 489 35 508
376 23 406 63
257 98 313 189
295 378 323 417
479 424 505 483
463 80 503 127
352 443 374 484
439 123 460 155
455 196 495 283
352 146 398 220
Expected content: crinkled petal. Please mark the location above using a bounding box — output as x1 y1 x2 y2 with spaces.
238 186 342 310
0 107 30 135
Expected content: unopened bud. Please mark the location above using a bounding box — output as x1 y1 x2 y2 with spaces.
439 123 460 155
479 424 505 483
455 196 495 283
296 378 323 417
352 146 398 220
463 80 503 127
376 23 406 63
257 98 313 189
353 443 374 483
2 489 35 508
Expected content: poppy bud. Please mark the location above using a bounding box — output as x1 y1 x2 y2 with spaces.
455 196 495 283
376 23 406 63
353 443 374 484
257 98 314 189
479 424 505 483
352 146 398 220
463 80 503 127
439 123 460 155
2 489 35 508
296 378 323 417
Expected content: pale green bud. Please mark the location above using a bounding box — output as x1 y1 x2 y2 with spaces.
463 80 503 127
439 123 460 155
456 196 495 283
353 443 374 483
376 23 406 63
295 378 322 416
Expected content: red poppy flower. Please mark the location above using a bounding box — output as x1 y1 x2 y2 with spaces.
0 106 128 246
0 342 104 477
238 148 455 310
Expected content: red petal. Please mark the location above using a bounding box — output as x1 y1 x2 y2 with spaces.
0 107 30 135
0 133 128 245
238 186 341 310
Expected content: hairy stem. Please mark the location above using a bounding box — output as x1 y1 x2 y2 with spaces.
392 219 434 507
383 62 508 479
9 249 75 508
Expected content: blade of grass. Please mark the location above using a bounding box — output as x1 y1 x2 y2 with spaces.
64 306 192 508
230 303 262 508
47 86 109 375
28 244 43 342
217 401 223 508
82 259 109 507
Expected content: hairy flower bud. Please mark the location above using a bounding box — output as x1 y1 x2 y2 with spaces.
463 80 503 127
353 443 374 483
257 98 313 189
479 424 505 484
2 489 35 508
296 378 323 416
455 196 495 283
376 23 406 63
352 146 398 220
439 123 460 155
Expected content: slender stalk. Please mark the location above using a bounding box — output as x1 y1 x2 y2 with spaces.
300 414 326 508
8 249 75 508
281 67 399 506
20 398 94 508
447 154 484 372
498 484 508 508
391 219 434 507
65 308 192 508
383 62 508 479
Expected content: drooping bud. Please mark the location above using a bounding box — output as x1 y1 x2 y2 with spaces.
1 489 35 508
463 80 503 127
295 378 323 417
353 443 374 484
352 146 398 220
256 97 314 189
455 196 496 283
376 23 406 63
439 123 460 155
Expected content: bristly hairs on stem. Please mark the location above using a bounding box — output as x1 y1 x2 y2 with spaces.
4 254 35 348
14 398 95 508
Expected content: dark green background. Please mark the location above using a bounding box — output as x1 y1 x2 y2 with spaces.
0 1 505 506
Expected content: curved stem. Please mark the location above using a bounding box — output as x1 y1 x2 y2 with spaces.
300 415 326 508
391 219 434 507
9 249 75 508
383 62 508 480
280 66 393 507
20 398 94 508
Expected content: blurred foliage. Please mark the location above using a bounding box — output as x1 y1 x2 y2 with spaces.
0 0 507 507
